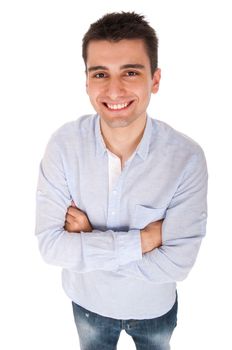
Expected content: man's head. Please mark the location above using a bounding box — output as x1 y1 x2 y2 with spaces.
82 12 161 129
82 12 158 76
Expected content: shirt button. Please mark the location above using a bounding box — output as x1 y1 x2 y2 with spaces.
111 211 115 215
113 190 117 195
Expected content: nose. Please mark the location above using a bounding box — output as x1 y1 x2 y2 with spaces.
106 77 125 100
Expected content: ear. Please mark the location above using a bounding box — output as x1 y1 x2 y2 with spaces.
151 68 161 94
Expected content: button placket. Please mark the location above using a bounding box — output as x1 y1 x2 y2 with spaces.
107 182 122 229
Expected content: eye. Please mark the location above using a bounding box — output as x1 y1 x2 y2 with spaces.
126 71 138 77
94 72 107 78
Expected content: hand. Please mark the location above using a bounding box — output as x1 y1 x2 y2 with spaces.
140 220 163 254
64 201 93 233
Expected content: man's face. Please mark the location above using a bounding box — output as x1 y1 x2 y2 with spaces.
85 39 161 129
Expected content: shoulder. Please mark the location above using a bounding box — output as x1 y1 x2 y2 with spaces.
152 118 205 158
48 114 97 146
149 118 207 175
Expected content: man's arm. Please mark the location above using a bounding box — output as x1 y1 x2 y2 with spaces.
65 202 163 254
35 134 142 273
115 149 208 283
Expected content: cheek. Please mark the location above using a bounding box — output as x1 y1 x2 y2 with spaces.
87 84 103 99
86 86 98 102
134 79 152 94
138 86 152 102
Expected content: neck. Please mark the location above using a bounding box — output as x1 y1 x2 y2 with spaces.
100 116 147 160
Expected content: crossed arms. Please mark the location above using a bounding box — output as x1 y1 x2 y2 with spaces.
35 135 208 284
65 201 163 254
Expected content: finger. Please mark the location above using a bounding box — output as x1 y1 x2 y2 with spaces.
65 222 76 233
65 221 81 234
65 213 75 224
68 206 83 217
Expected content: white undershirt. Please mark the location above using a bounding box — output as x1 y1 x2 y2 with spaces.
107 149 136 191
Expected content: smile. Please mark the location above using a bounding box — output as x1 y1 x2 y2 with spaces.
103 101 134 111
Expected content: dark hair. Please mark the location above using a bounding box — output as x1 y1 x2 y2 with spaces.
82 12 158 75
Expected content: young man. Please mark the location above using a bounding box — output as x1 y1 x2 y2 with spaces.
36 12 208 350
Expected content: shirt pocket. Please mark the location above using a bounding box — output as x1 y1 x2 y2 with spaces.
131 204 167 230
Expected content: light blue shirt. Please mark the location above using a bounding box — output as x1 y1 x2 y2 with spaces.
35 114 208 320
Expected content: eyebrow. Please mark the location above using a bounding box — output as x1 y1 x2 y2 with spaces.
87 64 145 72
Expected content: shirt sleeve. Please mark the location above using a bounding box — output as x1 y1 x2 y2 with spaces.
35 135 142 273
116 148 208 283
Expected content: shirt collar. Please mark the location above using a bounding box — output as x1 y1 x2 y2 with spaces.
95 114 107 157
95 114 153 160
136 115 153 160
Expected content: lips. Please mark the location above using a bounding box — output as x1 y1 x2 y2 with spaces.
103 101 134 111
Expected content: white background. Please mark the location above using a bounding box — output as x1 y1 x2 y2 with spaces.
0 0 231 349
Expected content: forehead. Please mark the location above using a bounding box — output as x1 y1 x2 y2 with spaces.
86 39 150 67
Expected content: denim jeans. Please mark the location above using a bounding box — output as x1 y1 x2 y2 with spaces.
72 294 178 350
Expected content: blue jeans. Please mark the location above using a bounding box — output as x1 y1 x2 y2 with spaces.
72 295 178 350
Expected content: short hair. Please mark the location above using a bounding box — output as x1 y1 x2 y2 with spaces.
82 12 159 76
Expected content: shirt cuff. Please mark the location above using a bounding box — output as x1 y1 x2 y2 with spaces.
116 229 142 266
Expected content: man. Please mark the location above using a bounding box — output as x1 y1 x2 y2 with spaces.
36 12 208 350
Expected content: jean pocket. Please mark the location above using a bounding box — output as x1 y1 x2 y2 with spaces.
131 204 167 229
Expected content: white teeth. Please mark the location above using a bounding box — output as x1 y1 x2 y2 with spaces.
106 102 129 110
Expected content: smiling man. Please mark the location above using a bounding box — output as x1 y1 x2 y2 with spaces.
36 12 208 350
